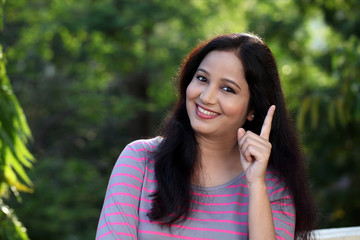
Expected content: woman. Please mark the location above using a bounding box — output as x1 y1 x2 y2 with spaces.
96 33 317 240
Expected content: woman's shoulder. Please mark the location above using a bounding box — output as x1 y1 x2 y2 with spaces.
113 137 162 168
124 136 162 153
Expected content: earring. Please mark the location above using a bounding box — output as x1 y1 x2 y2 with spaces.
251 114 255 119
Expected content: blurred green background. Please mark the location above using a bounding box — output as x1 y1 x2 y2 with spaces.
0 0 359 239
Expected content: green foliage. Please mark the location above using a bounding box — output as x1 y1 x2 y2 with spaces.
1 2 34 239
13 157 105 240
0 200 29 240
0 45 34 198
292 2 360 227
0 36 33 240
297 28 360 130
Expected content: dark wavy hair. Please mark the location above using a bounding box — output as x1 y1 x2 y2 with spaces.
148 33 317 239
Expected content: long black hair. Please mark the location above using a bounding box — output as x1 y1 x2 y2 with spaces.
148 33 317 239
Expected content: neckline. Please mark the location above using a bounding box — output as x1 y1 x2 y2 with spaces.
192 171 246 192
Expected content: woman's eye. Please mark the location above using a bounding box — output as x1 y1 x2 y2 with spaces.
197 76 207 82
223 86 236 94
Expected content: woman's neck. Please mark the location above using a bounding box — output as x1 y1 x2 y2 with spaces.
196 134 237 156
194 134 243 187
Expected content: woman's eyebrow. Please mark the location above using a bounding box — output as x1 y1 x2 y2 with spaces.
197 68 241 90
197 68 209 74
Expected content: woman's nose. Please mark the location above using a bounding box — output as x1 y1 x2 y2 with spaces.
200 85 217 105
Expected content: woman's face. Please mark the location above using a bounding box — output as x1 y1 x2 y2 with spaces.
186 50 253 138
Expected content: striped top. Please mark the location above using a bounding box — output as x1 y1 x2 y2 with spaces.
96 137 295 240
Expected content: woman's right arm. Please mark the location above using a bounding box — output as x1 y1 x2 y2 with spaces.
95 141 148 240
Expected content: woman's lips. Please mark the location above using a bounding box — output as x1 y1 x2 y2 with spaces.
195 104 220 119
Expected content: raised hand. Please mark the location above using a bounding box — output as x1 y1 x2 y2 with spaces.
237 105 276 185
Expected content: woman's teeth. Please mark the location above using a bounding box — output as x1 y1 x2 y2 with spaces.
197 105 218 116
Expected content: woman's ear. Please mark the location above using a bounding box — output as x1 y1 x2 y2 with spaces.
247 110 255 121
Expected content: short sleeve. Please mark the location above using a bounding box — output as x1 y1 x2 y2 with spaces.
95 140 150 240
268 178 296 240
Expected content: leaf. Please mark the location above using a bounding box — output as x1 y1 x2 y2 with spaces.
297 96 311 131
327 100 336 128
0 200 30 240
5 148 32 186
311 96 320 129
335 97 346 126
0 44 34 197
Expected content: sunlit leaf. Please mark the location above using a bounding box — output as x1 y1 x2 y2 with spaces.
327 101 336 129
0 200 30 240
335 97 346 126
297 96 310 131
311 96 320 129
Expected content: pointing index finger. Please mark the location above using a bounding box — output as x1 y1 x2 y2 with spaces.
260 105 276 140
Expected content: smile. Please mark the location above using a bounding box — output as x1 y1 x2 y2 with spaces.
195 104 220 119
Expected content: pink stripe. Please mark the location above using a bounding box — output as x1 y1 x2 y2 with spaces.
142 186 155 193
98 221 137 230
144 176 157 183
276 236 286 240
119 156 147 162
140 219 248 236
271 202 294 206
105 192 139 202
113 232 136 238
99 212 139 222
176 215 248 225
114 164 155 174
226 183 273 190
139 207 248 216
265 178 279 181
104 202 137 210
108 183 141 191
124 147 153 153
139 208 150 213
191 192 248 197
226 183 248 188
96 230 114 240
272 210 295 217
191 209 248 215
108 182 155 193
275 227 294 238
110 173 143 182
140 197 152 203
191 200 248 206
269 187 287 197
138 230 212 240
278 195 292 200
128 141 156 148
273 217 295 227
110 173 157 183
115 164 144 174
145 166 155 173
105 192 152 203
96 230 136 239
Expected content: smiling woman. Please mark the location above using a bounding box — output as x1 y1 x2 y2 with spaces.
186 50 252 139
95 33 318 240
